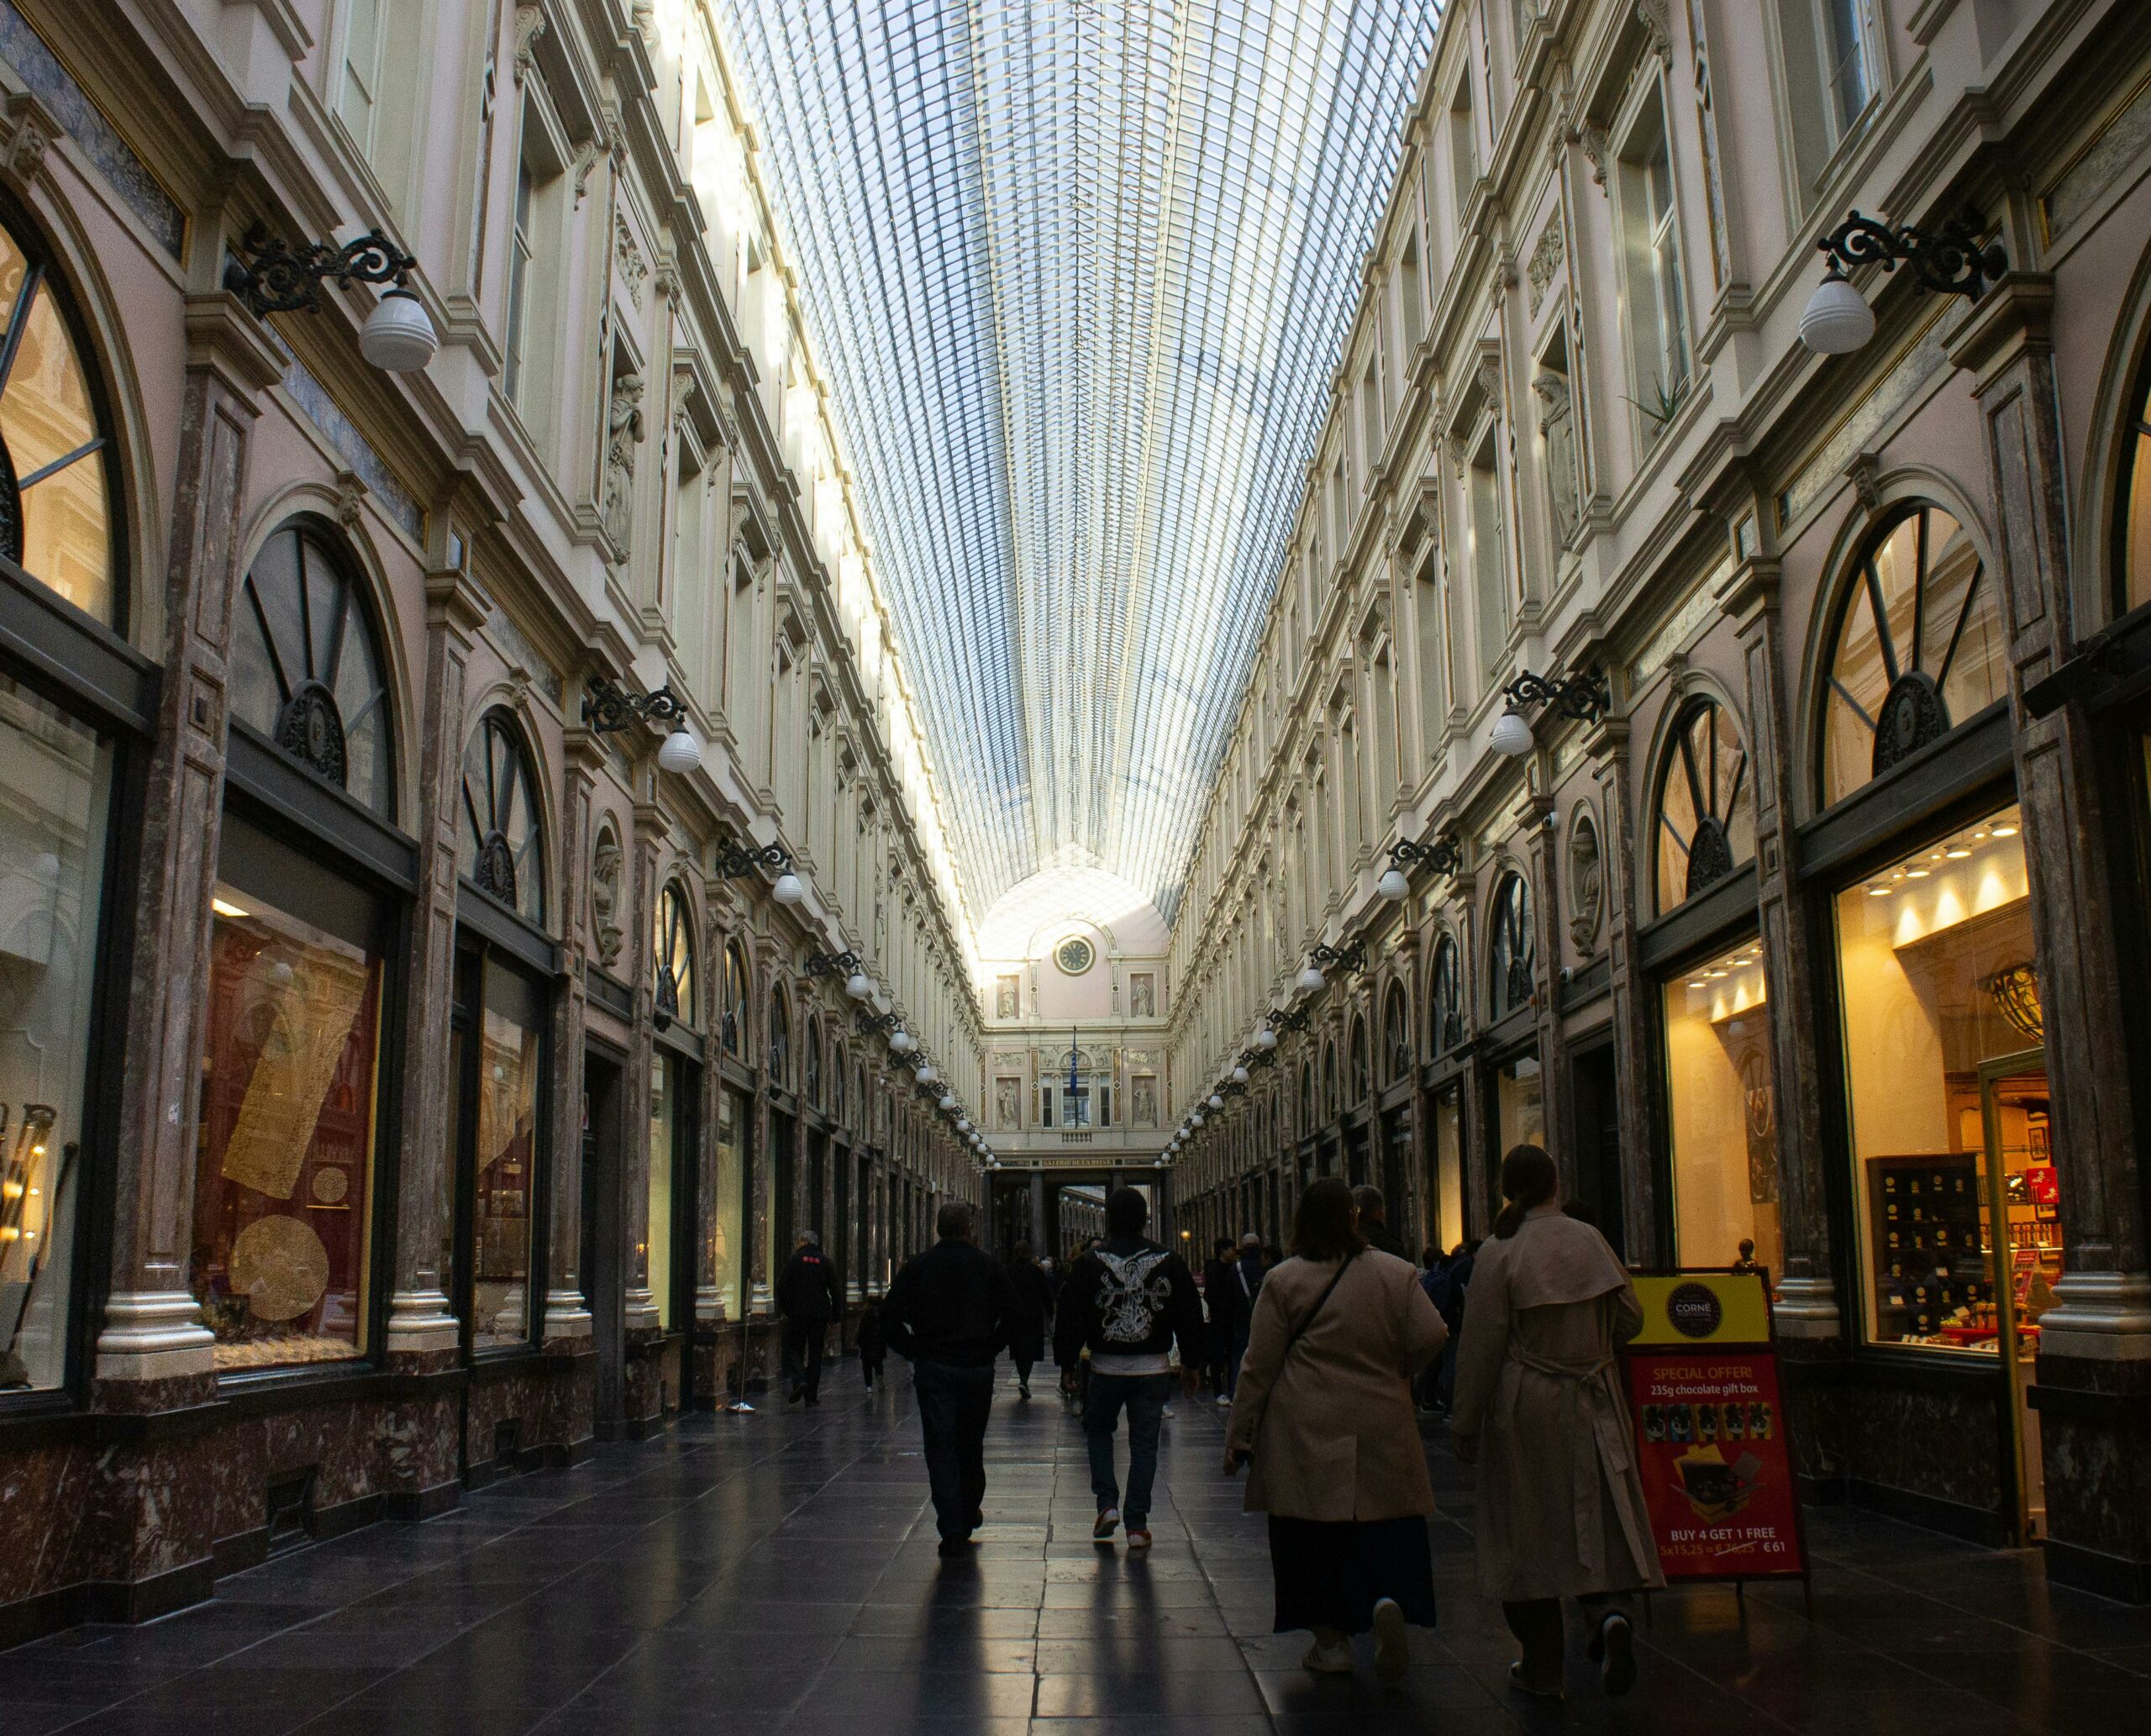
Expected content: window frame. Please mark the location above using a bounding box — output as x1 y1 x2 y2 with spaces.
1653 694 1754 917
1487 871 1536 1023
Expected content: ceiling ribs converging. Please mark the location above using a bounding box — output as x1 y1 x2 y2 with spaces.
718 0 1444 922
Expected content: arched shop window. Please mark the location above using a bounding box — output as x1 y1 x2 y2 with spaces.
1820 503 2005 808
1349 1016 1370 1102
804 1016 823 1106
231 523 395 818
1654 695 1753 913
2117 355 2151 614
721 940 749 1056
1488 871 1535 1021
0 215 118 621
768 991 791 1086
459 712 546 927
1384 981 1412 1082
654 881 694 1028
1429 933 1464 1055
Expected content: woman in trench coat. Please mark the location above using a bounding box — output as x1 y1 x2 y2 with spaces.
1224 1177 1448 1681
1449 1144 1663 1700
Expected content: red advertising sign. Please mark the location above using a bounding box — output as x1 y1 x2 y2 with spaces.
1624 1347 1806 1581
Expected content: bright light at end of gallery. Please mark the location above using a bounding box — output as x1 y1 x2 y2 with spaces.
1796 268 1876 355
1490 708 1535 757
1376 867 1411 901
657 727 702 774
212 897 250 919
771 872 806 905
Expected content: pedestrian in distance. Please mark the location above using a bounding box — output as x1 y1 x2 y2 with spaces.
1054 1186 1206 1549
1003 1239 1055 1398
881 1201 1017 1555
1224 1176 1446 1681
855 1295 886 1393
1228 1231 1265 1394
1449 1144 1663 1700
775 1229 840 1405
1352 1184 1407 1260
1202 1236 1242 1404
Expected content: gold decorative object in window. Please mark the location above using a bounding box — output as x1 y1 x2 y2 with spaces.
1985 961 2043 1040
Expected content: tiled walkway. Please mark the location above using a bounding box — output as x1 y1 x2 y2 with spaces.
8 1363 2149 1734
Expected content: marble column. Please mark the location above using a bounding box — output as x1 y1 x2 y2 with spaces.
621 804 665 1333
95 294 283 1391
1722 557 1838 1337
541 734 602 1344
1521 790 1571 1191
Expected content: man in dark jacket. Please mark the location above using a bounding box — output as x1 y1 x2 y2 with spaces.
1202 1237 1241 1403
776 1230 840 1404
1226 1232 1265 1394
881 1201 1016 1554
1352 1184 1408 1260
1054 1188 1205 1549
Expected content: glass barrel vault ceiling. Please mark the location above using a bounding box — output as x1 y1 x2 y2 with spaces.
717 0 1444 921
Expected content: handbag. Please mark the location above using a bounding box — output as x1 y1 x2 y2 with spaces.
1244 1249 1359 1465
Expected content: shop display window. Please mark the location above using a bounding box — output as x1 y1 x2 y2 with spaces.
1833 803 2052 1352
1662 938 1780 1276
648 1052 676 1328
194 818 386 1372
1431 1082 1464 1252
712 1086 747 1321
1494 1051 1544 1158
0 220 115 623
2121 368 2151 615
471 958 542 1349
1429 932 1464 1053
0 679 109 1392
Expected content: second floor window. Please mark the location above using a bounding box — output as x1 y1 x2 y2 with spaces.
1779 0 1875 194
504 153 536 405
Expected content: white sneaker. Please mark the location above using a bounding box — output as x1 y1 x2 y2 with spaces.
1302 1638 1353 1674
1214 1393 1233 1407
1372 1597 1408 1682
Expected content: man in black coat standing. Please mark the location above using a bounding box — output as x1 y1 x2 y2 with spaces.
1202 1237 1241 1403
776 1230 840 1405
881 1201 1017 1555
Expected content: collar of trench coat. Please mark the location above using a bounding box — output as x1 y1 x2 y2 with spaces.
1499 1203 1630 1309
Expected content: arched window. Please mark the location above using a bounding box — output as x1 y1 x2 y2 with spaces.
0 216 117 621
1384 981 1412 1082
833 1046 849 1120
1298 1064 1313 1136
1429 933 1464 1055
804 1016 823 1105
1820 503 2004 807
230 522 395 818
767 991 790 1085
1654 696 1753 913
654 881 694 1027
1322 1041 1339 1118
1488 871 1535 1021
721 940 749 1056
2119 355 2151 614
459 712 545 925
1349 1017 1370 1102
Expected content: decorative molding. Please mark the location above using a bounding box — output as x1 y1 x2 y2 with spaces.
1635 0 1673 69
1525 219 1565 319
1570 122 1610 190
512 3 547 82
614 213 649 309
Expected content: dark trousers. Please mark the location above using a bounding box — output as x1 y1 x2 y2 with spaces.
1083 1372 1171 1526
1503 1594 1621 1691
912 1359 995 1540
782 1318 826 1397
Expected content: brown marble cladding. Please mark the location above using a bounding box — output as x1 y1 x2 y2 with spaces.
622 1330 667 1428
1782 1345 2006 1519
2034 1351 2151 1568
692 1323 748 1404
469 1356 595 1465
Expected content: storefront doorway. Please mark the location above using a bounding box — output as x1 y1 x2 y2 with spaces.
1427 1080 1465 1252
1486 1046 1544 1209
580 1047 625 1434
1978 1049 2058 1541
1567 1042 1624 1257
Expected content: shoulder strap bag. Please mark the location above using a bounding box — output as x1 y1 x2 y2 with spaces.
1245 1251 1359 1464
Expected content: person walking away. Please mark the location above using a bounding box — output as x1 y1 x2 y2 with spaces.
855 1294 886 1393
1351 1185 1407 1260
1228 1232 1265 1393
1003 1239 1054 1398
1054 1187 1206 1549
1223 1177 1446 1681
1202 1237 1243 1404
1415 1249 1454 1413
776 1230 840 1404
1449 1145 1662 1700
881 1202 1016 1555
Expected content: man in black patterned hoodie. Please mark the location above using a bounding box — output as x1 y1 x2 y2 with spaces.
1054 1187 1206 1549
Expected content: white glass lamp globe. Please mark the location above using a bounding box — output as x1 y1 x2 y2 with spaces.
939 1093 956 1112
1254 1027 1277 1051
1191 1111 1205 1127
360 287 438 371
1377 866 1410 901
1231 1065 1249 1085
1296 964 1326 995
771 871 806 905
1798 271 1876 355
657 727 702 774
915 1063 936 1084
1207 1092 1225 1112
844 971 871 1000
1491 708 1535 757
890 1029 914 1055
956 1117 970 1133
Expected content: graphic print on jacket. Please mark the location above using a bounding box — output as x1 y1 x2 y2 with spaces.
1096 1249 1174 1344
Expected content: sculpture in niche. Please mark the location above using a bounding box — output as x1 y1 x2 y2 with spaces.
995 1077 1021 1130
591 830 624 966
996 974 1019 1019
1568 808 1604 955
602 371 644 556
1526 219 1565 319
1535 369 1581 548
1131 1076 1158 1128
1128 972 1156 1018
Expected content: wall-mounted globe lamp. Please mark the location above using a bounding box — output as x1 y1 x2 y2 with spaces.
1494 666 1610 758
1797 209 2006 355
225 224 439 372
1253 1026 1277 1051
915 1062 937 1085
1231 1065 1249 1085
1378 834 1462 900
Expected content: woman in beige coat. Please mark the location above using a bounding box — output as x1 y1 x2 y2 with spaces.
1450 1145 1663 1701
1223 1178 1448 1681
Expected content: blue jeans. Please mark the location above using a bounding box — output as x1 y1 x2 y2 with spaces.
1084 1372 1171 1527
912 1360 995 1540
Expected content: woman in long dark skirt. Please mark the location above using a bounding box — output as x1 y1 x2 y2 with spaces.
1003 1239 1054 1399
1223 1177 1448 1679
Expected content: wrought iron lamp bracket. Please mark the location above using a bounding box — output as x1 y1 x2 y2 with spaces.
1389 834 1462 877
1268 1007 1312 1034
806 949 862 978
1817 209 2007 302
713 839 792 879
1503 666 1611 724
1311 939 1370 976
856 1009 902 1037
224 224 418 317
582 675 690 735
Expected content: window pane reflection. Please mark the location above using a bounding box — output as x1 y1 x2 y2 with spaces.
1663 939 1780 1275
472 962 540 1348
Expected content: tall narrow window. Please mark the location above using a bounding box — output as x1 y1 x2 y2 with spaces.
1429 933 1465 1054
503 153 535 405
654 881 694 1028
1619 99 1691 439
1645 134 1689 397
1488 871 1535 1022
1399 235 1423 352
339 0 385 156
720 940 748 1056
1449 82 1477 224
1777 0 1875 194
1470 439 1506 683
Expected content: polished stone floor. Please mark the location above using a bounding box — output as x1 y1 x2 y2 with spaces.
7 1361 2149 1735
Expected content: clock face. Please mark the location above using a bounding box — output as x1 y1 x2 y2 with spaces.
1054 936 1096 976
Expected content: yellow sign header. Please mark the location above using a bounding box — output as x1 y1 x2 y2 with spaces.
1628 1271 1774 1347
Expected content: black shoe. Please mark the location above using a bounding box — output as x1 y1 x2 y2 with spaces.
970 1509 985 1530
787 1385 803 1404
1595 1612 1636 1697
937 1535 974 1557
805 1393 820 1406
